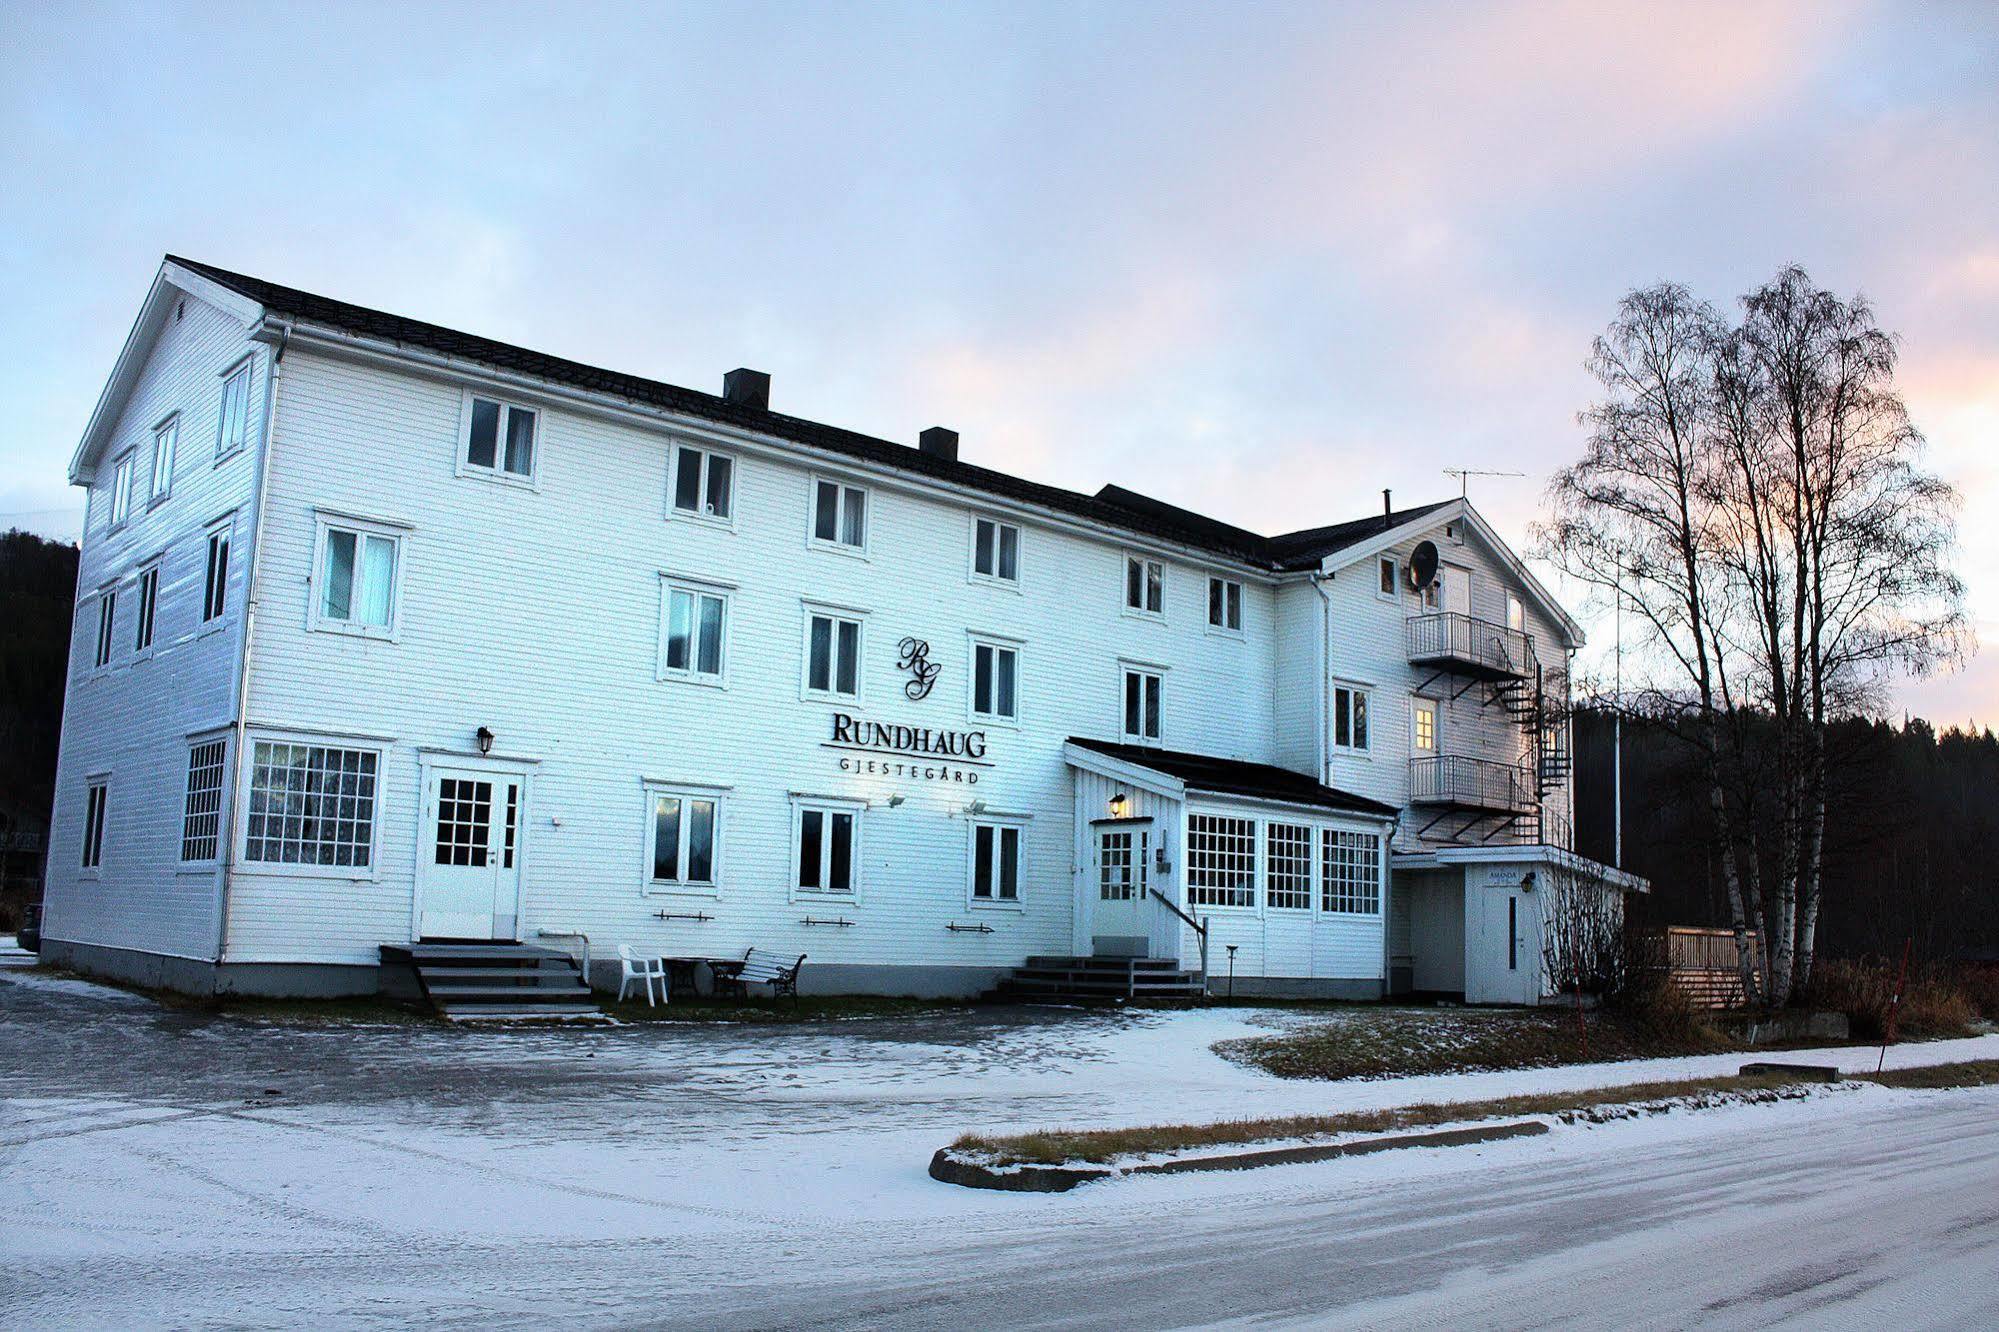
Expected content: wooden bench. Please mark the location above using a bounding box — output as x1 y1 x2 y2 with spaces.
712 948 807 1003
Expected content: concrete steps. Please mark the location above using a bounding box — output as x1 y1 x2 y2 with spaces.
381 942 600 1019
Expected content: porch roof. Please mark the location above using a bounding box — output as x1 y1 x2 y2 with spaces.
1065 737 1399 819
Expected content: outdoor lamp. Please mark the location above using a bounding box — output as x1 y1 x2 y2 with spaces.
476 726 495 756
1109 792 1128 818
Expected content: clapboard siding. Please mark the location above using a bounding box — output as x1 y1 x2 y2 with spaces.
42 293 265 961
231 348 1282 971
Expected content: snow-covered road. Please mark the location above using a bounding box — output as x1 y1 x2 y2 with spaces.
4 956 1996 1328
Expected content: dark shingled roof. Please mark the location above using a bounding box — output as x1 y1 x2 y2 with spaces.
168 255 1452 571
1066 737 1399 818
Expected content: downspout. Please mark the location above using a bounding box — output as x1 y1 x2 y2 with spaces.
213 321 290 976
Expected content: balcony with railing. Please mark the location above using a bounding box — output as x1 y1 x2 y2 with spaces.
1406 612 1536 682
1408 754 1536 816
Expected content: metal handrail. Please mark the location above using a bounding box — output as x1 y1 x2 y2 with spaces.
1405 611 1536 678
1408 754 1536 813
1147 886 1210 990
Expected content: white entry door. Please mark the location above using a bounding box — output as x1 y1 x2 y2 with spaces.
1443 563 1473 616
1466 879 1540 1005
417 766 524 940
1093 823 1151 956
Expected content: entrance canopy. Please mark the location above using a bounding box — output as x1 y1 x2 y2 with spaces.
1063 737 1398 818
1392 842 1649 894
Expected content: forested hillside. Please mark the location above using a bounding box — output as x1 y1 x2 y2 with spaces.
0 529 78 824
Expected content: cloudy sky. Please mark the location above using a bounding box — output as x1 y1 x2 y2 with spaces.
3 1 1994 723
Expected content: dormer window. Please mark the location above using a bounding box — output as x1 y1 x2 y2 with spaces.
461 394 538 483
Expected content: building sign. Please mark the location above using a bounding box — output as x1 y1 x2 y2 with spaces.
825 711 987 784
896 637 941 700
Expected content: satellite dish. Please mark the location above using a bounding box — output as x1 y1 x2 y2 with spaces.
1408 540 1440 591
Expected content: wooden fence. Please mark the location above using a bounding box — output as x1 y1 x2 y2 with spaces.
1658 927 1760 1009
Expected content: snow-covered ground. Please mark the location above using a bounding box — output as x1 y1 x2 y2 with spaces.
4 958 1996 1328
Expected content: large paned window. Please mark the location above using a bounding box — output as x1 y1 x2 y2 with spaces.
150 417 178 503
216 361 252 458
315 520 401 634
1265 822 1312 910
649 790 719 888
670 445 734 521
462 395 537 481
93 590 116 668
972 518 1020 583
811 479 868 550
80 780 108 870
244 741 379 867
134 565 159 652
1121 667 1162 744
180 740 226 862
971 639 1018 721
1207 577 1242 632
795 802 859 895
1187 814 1255 908
1125 555 1164 616
202 521 231 623
1333 685 1370 752
1321 830 1382 914
805 611 862 698
659 580 728 681
970 821 1022 903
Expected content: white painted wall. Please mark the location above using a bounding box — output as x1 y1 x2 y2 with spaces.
42 291 265 964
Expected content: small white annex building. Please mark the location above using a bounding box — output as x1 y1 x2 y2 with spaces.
40 257 1643 1003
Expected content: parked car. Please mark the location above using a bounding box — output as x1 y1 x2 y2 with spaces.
16 903 40 953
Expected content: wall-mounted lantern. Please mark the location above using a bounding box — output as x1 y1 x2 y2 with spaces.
1109 792 1128 818
476 726 495 756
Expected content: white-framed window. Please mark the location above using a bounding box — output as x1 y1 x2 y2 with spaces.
109 453 134 528
669 444 735 523
460 393 539 483
647 787 720 891
793 799 861 896
1124 555 1164 616
1378 557 1399 600
311 517 403 637
1266 821 1312 910
244 740 380 868
1188 813 1255 908
93 588 116 669
971 637 1019 722
1412 697 1438 753
972 517 1020 584
969 819 1023 906
1321 829 1382 914
659 578 729 682
1333 684 1370 752
1422 570 1443 611
1121 666 1163 745
202 519 231 623
804 609 863 699
1207 576 1242 632
134 563 159 653
215 359 252 458
150 416 178 504
1507 592 1525 633
80 779 108 871
181 739 226 862
811 477 868 551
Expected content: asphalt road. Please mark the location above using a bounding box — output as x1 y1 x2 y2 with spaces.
5 954 1996 1329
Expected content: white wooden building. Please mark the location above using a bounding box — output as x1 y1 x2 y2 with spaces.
39 257 1642 1002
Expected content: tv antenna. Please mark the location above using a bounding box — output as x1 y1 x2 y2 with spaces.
1444 468 1524 498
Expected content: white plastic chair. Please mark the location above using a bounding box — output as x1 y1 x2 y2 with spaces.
617 945 668 1006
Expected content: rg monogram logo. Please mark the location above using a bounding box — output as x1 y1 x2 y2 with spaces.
897 637 941 701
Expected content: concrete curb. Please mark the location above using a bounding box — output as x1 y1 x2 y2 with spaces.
929 1119 1551 1193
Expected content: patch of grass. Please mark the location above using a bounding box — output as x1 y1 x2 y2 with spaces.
1861 1059 1999 1090
1217 1005 1734 1081
951 1071 1817 1166
1800 960 1981 1040
601 994 978 1024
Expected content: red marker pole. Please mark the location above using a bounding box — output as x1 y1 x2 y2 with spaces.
1877 938 1912 1076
